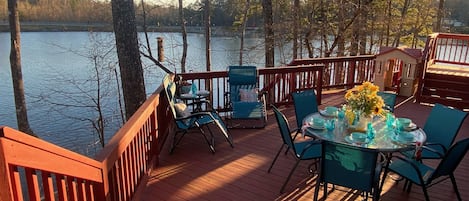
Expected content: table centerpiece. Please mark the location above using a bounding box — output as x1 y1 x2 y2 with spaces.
344 82 385 131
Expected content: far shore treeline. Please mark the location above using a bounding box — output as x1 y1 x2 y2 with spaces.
1 0 469 48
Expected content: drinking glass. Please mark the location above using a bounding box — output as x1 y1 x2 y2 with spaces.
325 119 335 132
386 113 395 129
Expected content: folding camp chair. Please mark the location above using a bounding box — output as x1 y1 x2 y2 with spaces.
163 74 234 153
225 66 267 128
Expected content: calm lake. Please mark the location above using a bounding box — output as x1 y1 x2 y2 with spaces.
0 31 286 156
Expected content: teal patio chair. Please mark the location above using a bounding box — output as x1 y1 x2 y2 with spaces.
387 138 469 201
226 66 267 128
292 89 319 139
163 74 234 154
314 141 383 201
268 105 322 193
408 103 467 160
377 91 397 112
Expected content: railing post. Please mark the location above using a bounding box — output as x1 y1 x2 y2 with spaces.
317 65 324 105
0 134 14 201
348 60 357 89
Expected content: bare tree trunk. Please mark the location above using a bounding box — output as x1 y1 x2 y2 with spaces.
338 0 346 56
179 0 188 72
8 0 35 136
435 0 445 32
111 0 146 120
385 0 391 46
139 0 172 74
292 0 299 59
239 0 250 65
262 0 274 67
393 0 410 47
204 0 211 72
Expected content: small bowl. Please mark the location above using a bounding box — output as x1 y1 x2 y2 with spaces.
398 118 412 128
351 132 367 143
325 106 338 115
313 118 325 127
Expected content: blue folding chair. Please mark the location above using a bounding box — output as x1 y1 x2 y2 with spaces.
387 138 469 201
377 91 397 112
226 66 267 128
314 141 383 201
292 89 319 139
163 74 234 154
411 103 468 160
268 105 321 193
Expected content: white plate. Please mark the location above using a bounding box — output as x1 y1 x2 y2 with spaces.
404 122 418 131
344 135 369 144
309 124 325 130
320 109 337 117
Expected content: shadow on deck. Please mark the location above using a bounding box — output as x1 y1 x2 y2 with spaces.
139 91 469 201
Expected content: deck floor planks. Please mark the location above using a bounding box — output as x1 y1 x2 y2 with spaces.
140 92 469 201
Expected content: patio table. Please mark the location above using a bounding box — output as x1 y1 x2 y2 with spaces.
303 112 426 152
303 111 427 198
177 91 210 112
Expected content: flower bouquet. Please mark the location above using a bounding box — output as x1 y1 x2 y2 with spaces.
344 82 385 131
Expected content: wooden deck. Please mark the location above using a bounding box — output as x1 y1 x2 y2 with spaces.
138 91 469 201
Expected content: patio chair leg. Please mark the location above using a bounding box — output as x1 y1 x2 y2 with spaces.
313 177 321 201
422 185 430 201
406 181 413 193
198 126 215 154
280 159 302 193
170 131 188 154
213 119 234 148
450 174 462 201
268 144 286 173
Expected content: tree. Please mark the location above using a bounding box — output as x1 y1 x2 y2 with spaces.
435 0 444 32
262 0 274 67
204 0 211 72
8 0 35 136
111 0 146 120
179 0 188 72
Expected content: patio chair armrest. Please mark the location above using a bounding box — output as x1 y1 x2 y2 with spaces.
421 145 445 158
174 111 214 121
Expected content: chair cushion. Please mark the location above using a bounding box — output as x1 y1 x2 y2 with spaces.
174 103 191 118
239 88 258 102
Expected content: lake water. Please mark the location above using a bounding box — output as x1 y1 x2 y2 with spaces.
0 31 288 156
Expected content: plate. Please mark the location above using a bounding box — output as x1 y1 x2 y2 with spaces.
320 109 337 117
309 124 325 130
404 122 418 131
391 134 415 144
344 135 369 144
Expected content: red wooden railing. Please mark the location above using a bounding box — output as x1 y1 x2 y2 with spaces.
289 55 377 89
0 87 172 201
0 57 377 201
425 33 469 66
416 33 469 110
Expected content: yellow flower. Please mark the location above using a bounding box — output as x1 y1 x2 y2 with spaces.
344 82 385 116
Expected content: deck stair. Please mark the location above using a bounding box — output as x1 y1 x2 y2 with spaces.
417 33 469 110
